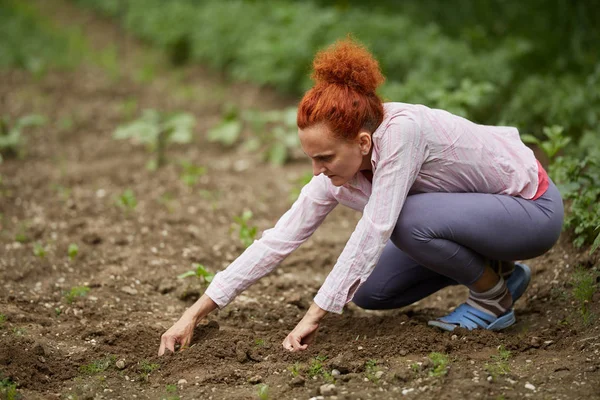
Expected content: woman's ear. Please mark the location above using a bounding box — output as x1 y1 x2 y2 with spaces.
357 131 372 155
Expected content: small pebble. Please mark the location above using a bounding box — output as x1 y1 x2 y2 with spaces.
331 369 341 377
248 375 262 384
320 384 337 396
451 334 458 340
116 359 126 369
525 382 536 391
487 376 493 382
374 371 384 379
357 346 363 350
402 388 414 395
178 379 187 386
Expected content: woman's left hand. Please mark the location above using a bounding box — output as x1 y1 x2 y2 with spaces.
282 303 327 352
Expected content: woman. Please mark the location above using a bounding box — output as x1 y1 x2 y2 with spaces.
158 38 563 355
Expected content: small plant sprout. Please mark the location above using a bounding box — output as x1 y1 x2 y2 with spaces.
113 109 195 170
207 104 243 147
0 314 6 327
65 286 90 303
79 355 116 374
0 377 18 399
571 266 599 324
68 243 79 260
428 352 450 377
139 359 160 380
0 114 46 163
177 263 215 284
288 362 302 377
521 125 572 161
257 383 269 400
116 189 137 212
33 242 47 258
365 359 380 382
179 160 206 187
485 345 511 379
307 355 328 379
232 210 258 248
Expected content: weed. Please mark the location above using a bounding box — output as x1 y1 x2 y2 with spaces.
0 377 19 400
257 383 269 400
177 263 215 284
365 359 380 383
55 307 62 317
232 210 257 248
485 345 511 379
428 352 450 377
114 109 195 169
165 384 177 393
307 355 328 379
206 104 242 147
116 189 137 212
14 232 28 243
0 114 46 163
33 242 47 258
139 360 160 380
68 243 79 260
254 338 266 347
0 314 6 327
12 327 26 336
65 286 90 303
288 362 302 377
179 160 206 187
79 355 116 374
571 266 599 324
410 362 420 373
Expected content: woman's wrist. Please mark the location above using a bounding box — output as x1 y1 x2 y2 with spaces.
182 294 218 325
304 302 328 322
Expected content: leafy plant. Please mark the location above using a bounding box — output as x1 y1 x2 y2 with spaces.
116 189 138 211
365 359 380 382
138 360 160 380
0 314 6 327
207 104 242 147
179 160 206 187
484 345 511 379
0 114 46 163
79 355 116 374
256 384 269 400
428 352 450 377
0 377 19 400
68 243 79 260
288 362 302 377
521 125 572 161
177 263 215 284
114 109 195 169
307 355 328 379
65 286 90 303
33 242 47 258
232 210 257 248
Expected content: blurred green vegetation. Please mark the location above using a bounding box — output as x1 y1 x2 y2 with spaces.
0 0 86 76
70 0 600 139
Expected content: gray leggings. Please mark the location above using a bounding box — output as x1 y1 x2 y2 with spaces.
353 180 564 310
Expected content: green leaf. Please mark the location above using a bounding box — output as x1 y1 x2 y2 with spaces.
267 141 288 165
207 120 242 147
177 270 197 279
520 134 540 145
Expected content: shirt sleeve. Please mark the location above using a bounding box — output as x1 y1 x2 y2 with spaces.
313 117 428 313
204 174 338 308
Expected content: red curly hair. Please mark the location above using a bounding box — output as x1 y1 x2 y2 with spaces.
297 38 385 141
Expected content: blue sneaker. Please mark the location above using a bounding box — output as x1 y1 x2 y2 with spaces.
428 304 515 331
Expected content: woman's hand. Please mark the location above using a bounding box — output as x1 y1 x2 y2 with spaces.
158 294 218 356
282 303 327 352
158 314 196 355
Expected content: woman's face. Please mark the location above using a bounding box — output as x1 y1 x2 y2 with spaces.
298 123 371 187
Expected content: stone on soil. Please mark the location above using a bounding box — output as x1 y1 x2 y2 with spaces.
319 383 336 396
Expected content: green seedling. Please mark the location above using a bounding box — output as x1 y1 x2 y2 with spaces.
65 286 90 303
114 109 195 169
54 307 62 317
232 210 257 248
521 125 571 161
485 345 511 379
179 160 206 187
571 266 599 324
428 352 450 377
139 360 160 380
12 327 26 336
177 263 215 284
79 355 116 374
15 232 28 243
365 359 380 382
257 384 269 400
0 377 19 400
0 314 6 327
254 338 266 347
116 189 137 211
207 104 243 147
0 114 46 163
410 362 420 373
288 362 302 377
307 355 328 379
68 243 79 260
33 242 47 258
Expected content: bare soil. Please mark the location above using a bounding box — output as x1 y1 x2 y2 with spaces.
1 1 599 399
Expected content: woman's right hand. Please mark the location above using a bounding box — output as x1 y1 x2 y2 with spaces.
158 294 218 356
158 314 197 355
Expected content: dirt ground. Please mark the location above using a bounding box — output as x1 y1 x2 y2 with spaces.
1 1 599 399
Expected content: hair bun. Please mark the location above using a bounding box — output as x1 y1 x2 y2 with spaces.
312 38 385 94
